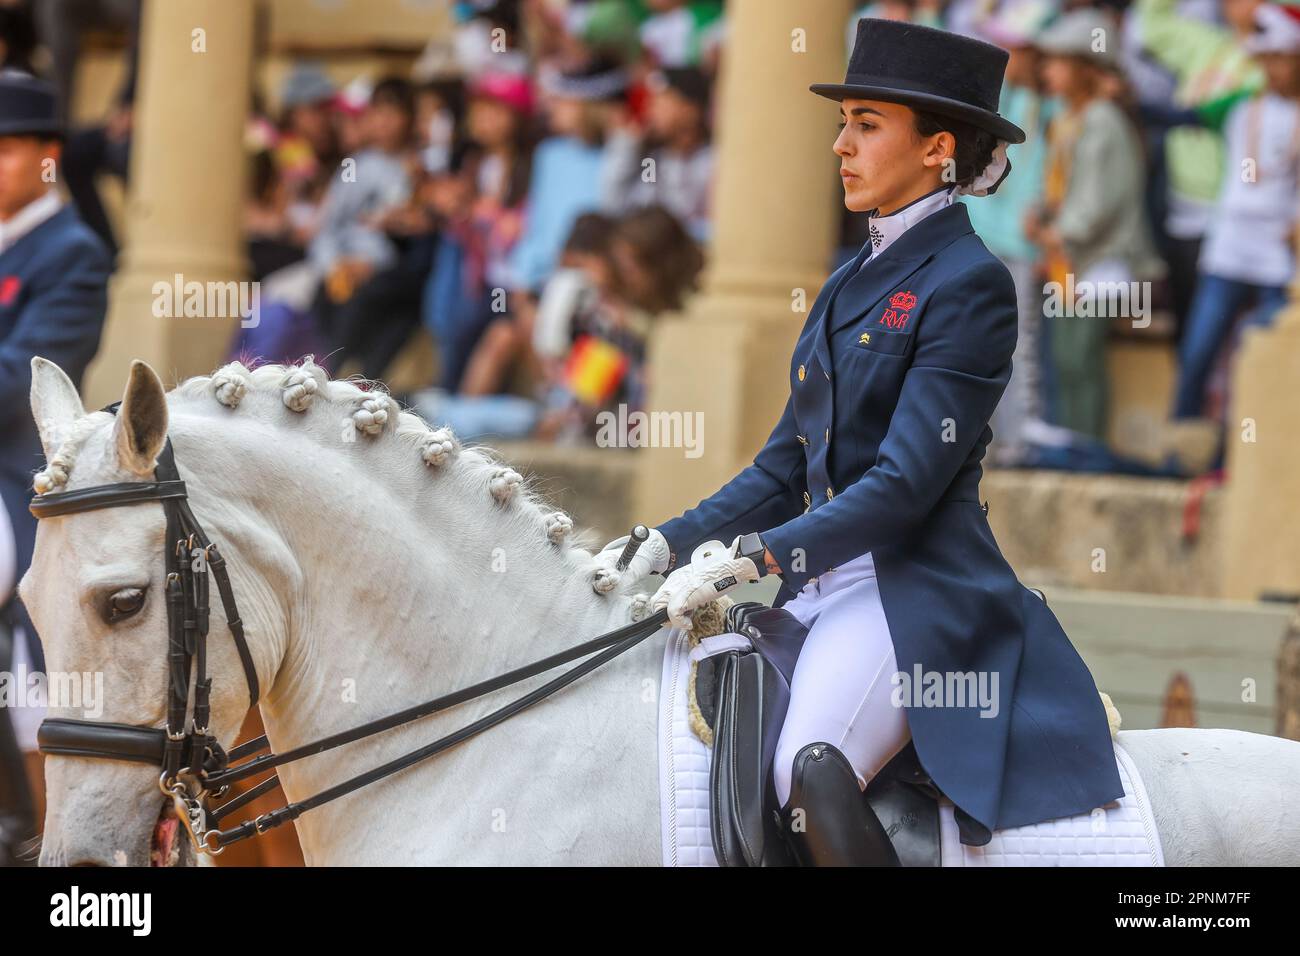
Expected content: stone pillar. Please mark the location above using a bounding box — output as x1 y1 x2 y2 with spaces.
634 0 853 528
1221 234 1300 602
83 0 255 408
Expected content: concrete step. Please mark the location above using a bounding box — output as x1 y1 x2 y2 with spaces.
982 469 1223 598
1043 586 1296 734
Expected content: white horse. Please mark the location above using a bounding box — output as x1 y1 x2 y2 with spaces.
21 357 1300 866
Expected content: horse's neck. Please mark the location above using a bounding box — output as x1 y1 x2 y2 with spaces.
181 414 632 860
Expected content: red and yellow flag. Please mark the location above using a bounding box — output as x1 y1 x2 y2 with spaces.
564 334 629 406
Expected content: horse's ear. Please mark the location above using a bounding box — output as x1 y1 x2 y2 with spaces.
30 356 86 461
113 360 169 476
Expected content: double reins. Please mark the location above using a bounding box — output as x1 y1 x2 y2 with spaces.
203 608 665 849
31 400 665 853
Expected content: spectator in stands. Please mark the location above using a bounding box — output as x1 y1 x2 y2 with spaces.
415 76 463 177
508 55 629 300
426 55 630 399
242 65 345 284
546 0 646 65
847 0 944 42
242 74 324 273
275 63 341 225
0 74 110 785
638 0 725 70
244 144 300 282
310 76 418 338
450 0 530 78
421 71 535 393
417 211 625 442
415 203 701 443
54 0 138 259
968 0 1057 467
538 204 702 445
1131 0 1264 343
233 76 417 370
279 62 340 174
1027 9 1164 441
603 66 713 242
1171 3 1300 421
331 75 374 157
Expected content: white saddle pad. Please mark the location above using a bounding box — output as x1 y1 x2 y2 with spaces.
657 626 1165 867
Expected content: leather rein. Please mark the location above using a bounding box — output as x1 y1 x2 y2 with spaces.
30 402 666 856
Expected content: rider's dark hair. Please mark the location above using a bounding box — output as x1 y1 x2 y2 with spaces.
910 108 998 189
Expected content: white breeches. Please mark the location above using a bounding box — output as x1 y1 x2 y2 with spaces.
772 550 912 807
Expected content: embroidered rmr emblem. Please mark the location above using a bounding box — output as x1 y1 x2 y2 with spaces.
878 289 917 331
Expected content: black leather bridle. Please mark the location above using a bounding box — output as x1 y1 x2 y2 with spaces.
31 401 665 856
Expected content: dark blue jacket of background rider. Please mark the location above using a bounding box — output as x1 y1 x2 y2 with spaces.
0 205 110 667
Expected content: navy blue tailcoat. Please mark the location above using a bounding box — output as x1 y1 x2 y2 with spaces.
656 201 1124 844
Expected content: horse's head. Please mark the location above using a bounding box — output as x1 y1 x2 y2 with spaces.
19 355 637 865
20 358 250 866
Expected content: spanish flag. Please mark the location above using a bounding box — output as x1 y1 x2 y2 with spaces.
564 334 629 406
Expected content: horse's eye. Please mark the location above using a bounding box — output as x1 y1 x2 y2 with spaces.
106 588 146 623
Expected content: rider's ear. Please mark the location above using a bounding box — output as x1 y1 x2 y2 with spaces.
114 359 170 476
29 356 87 461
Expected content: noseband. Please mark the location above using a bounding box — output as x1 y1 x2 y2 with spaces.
30 401 665 856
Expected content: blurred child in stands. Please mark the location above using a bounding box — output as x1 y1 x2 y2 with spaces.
1171 4 1300 423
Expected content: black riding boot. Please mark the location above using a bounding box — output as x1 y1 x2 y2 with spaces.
780 742 900 866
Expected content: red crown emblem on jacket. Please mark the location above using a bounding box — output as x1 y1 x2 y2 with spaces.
0 276 20 307
889 290 917 311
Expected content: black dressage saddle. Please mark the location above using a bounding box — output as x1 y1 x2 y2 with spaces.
699 601 943 867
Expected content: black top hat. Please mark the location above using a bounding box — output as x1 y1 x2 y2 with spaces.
810 19 1025 144
0 71 61 138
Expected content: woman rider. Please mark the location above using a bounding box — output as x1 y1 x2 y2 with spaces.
590 18 1125 866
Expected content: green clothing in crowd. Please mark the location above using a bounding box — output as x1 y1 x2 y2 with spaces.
1135 0 1263 237
1053 99 1165 280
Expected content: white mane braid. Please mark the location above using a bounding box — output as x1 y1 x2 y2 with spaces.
31 356 595 556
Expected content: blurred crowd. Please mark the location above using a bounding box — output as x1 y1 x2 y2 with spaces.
6 0 1300 460
232 2 715 446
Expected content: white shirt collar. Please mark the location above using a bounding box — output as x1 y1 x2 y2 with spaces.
0 189 63 253
859 186 955 269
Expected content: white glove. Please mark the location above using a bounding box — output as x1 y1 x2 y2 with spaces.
590 527 672 594
650 537 760 629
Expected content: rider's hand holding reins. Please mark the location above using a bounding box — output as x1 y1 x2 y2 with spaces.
650 537 761 629
590 527 672 593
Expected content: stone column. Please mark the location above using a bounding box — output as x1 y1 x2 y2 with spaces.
83 0 255 408
1221 235 1300 602
633 0 853 528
